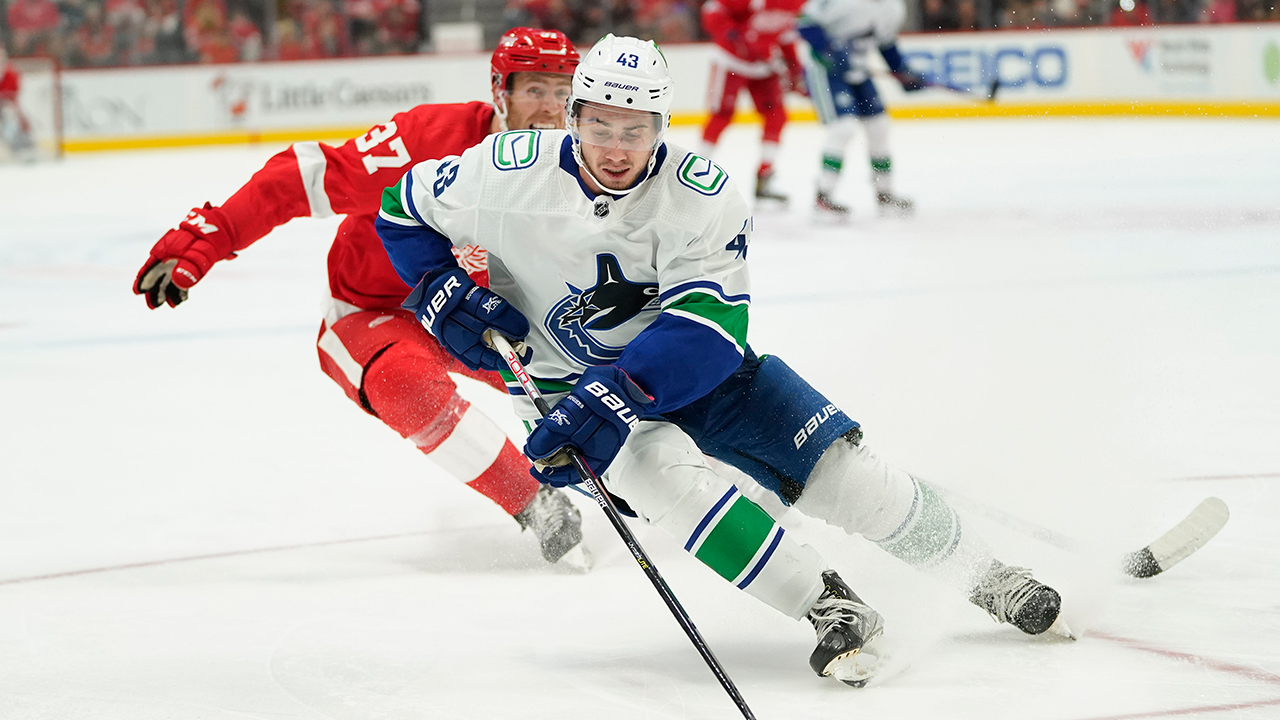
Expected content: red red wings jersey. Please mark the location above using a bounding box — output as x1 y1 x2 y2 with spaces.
1 63 19 103
217 101 495 310
702 0 805 67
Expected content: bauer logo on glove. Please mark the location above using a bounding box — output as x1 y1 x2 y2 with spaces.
523 365 653 486
403 266 531 372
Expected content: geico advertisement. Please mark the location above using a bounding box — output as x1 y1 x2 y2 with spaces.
895 26 1280 101
897 31 1072 100
60 55 488 138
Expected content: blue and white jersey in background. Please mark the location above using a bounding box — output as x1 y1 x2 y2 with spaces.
378 128 753 422
799 0 907 84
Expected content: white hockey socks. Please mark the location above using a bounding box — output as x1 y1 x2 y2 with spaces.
607 422 825 619
817 116 860 195
796 437 994 591
860 114 894 195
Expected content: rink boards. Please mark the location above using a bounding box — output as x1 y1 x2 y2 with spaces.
53 24 1280 152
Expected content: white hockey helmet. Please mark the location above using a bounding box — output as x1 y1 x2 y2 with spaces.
567 34 674 194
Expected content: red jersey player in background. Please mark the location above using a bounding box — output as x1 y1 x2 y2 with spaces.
132 28 589 568
0 47 37 162
698 0 806 204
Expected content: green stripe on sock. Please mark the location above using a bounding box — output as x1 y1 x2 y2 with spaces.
878 482 958 567
822 155 843 172
694 496 776 581
870 157 892 174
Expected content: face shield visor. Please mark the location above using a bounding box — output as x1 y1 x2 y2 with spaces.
569 100 665 155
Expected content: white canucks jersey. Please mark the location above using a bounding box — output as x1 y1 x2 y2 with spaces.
379 129 753 420
800 0 906 83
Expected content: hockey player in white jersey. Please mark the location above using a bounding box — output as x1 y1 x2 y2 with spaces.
797 0 924 216
377 34 1069 687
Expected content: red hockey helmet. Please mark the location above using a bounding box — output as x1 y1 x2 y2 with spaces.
490 27 579 93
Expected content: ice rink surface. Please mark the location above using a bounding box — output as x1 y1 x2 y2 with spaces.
2 118 1279 719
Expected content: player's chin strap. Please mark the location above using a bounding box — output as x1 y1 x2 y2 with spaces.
484 330 759 720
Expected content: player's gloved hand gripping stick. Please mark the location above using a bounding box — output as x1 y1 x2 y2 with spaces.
404 267 532 372
524 364 651 487
486 331 759 720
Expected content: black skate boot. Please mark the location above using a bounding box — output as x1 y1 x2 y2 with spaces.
755 171 789 204
876 191 915 217
806 570 886 687
968 560 1064 636
515 485 589 569
815 191 851 216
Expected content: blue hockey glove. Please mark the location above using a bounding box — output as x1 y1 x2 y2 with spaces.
403 267 530 372
894 70 927 93
524 365 653 487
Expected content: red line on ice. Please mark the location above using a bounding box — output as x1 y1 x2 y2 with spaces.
0 530 439 585
1093 632 1280 687
1061 632 1280 719
1071 696 1280 720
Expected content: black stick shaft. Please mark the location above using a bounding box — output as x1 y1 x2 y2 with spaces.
489 333 757 720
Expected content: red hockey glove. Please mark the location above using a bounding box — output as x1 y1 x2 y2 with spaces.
134 203 237 309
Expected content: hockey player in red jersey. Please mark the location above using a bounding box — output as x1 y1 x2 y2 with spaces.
132 28 588 567
698 0 807 204
0 47 36 161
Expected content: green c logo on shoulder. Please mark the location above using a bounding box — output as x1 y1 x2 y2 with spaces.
677 153 727 196
492 130 540 170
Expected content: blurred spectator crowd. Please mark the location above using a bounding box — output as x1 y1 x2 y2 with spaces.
922 0 1279 30
4 0 1276 68
2 0 423 66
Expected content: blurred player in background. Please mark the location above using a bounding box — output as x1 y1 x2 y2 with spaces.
797 0 924 216
698 0 807 204
131 28 589 568
0 47 37 162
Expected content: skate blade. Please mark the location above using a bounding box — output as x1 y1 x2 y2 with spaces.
556 543 593 573
877 206 915 219
823 645 886 688
1046 615 1077 641
811 210 852 226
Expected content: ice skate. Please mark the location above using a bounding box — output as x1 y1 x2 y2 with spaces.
755 171 789 204
515 485 590 571
806 570 887 687
814 192 851 216
969 560 1071 637
876 191 915 217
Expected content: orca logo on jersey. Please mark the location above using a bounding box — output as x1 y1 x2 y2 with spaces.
419 274 464 335
543 254 659 366
584 381 640 430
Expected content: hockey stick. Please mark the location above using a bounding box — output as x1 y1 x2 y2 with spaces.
870 69 999 102
1121 497 1229 578
926 77 1000 102
936 487 1228 578
486 332 758 720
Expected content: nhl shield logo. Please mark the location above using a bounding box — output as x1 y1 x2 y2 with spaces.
593 198 610 218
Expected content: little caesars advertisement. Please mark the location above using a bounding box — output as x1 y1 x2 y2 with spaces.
59 55 487 141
